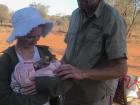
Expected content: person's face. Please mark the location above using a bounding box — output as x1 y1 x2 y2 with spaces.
17 26 43 48
77 0 99 11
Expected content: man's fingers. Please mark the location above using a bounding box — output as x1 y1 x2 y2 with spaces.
54 64 71 73
56 69 71 76
62 74 74 80
54 67 67 74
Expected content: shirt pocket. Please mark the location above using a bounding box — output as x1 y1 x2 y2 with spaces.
86 28 101 42
81 28 102 66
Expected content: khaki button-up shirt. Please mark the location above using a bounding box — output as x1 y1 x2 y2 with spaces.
63 0 127 105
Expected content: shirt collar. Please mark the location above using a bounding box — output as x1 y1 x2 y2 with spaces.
94 0 105 18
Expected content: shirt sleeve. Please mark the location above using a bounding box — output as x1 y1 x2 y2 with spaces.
105 17 127 60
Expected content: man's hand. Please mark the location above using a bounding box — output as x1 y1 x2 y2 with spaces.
54 64 85 80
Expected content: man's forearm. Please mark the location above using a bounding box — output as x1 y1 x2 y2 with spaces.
82 59 128 80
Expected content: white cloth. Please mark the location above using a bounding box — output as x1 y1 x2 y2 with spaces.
11 60 61 88
16 46 40 62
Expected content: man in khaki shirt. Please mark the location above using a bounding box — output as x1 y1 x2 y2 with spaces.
55 0 128 105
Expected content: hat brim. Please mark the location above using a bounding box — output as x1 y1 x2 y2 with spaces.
7 17 53 43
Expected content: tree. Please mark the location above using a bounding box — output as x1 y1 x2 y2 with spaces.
0 4 11 24
126 0 140 37
30 3 49 18
49 14 70 33
106 0 140 37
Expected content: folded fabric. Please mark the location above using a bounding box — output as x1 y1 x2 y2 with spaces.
35 61 61 77
11 60 35 88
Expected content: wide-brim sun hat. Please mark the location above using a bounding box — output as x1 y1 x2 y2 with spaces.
7 6 53 43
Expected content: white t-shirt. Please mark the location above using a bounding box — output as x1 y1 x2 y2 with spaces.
16 46 41 62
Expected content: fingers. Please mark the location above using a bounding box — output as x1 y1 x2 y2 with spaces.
20 88 37 95
56 69 71 77
54 64 85 80
21 82 35 87
20 83 37 95
62 74 74 80
54 64 71 73
54 64 78 79
54 64 73 77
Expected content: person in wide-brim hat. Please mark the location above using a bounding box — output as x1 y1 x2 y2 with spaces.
0 6 73 105
0 6 55 105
